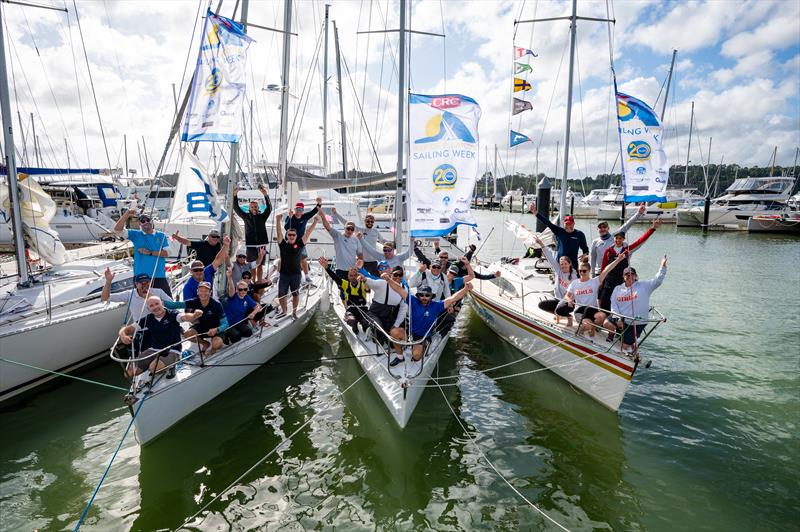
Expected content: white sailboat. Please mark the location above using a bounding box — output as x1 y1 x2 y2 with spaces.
0 11 135 402
469 0 667 411
116 1 326 444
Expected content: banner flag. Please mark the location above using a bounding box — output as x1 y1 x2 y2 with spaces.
616 91 668 202
513 77 532 92
514 62 533 75
408 94 481 237
509 130 531 147
514 46 538 59
182 10 254 143
169 153 229 224
512 97 533 115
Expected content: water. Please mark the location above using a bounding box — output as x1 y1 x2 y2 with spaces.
1 211 798 531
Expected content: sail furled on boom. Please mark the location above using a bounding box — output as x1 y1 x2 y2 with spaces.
408 94 481 238
615 91 669 202
181 10 254 143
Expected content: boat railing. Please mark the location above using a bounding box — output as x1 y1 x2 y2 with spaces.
570 305 666 358
109 280 319 394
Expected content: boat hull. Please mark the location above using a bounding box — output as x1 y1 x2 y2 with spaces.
0 303 128 401
131 287 322 445
469 286 634 411
747 215 800 234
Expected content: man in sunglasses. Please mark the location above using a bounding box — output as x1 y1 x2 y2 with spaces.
231 246 266 285
383 277 472 366
101 269 174 323
318 209 363 280
170 228 222 266
528 203 589 269
319 257 369 334
589 204 645 275
182 235 231 301
331 208 388 275
602 255 668 353
232 184 272 265
114 208 173 297
275 212 319 319
359 264 408 355
361 241 413 273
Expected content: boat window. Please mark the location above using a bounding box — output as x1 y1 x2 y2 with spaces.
148 190 174 199
87 277 134 296
492 276 518 296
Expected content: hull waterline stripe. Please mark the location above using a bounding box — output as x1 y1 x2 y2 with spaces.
470 291 632 381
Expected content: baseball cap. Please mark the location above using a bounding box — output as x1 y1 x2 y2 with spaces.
377 261 390 270
190 260 204 269
208 229 220 237
197 281 212 290
295 201 305 209
236 248 247 257
134 273 151 283
623 266 637 274
614 230 626 238
416 285 434 295
564 215 575 223
447 264 459 274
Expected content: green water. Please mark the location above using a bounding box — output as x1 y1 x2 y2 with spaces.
1 211 798 531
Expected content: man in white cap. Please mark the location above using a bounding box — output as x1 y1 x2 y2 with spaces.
231 246 266 285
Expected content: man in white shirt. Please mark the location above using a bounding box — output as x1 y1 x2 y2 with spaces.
101 268 173 323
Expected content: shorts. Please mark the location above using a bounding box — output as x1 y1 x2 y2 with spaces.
150 277 172 298
278 273 302 297
130 347 179 372
607 316 647 345
246 245 267 265
575 306 602 322
300 247 308 258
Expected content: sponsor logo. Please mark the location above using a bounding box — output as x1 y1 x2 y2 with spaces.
205 67 222 96
433 165 457 191
416 208 432 214
415 111 476 144
431 96 461 109
635 166 647 175
453 208 469 214
439 217 450 223
627 140 652 161
442 196 451 205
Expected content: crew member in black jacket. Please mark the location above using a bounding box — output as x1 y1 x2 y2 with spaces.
232 184 272 265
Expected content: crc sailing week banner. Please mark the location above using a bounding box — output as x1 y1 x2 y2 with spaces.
169 153 229 224
408 94 481 237
182 10 254 143
616 92 668 202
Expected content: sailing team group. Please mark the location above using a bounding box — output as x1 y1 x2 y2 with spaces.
104 187 666 378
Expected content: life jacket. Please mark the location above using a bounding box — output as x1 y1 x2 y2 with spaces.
340 279 368 306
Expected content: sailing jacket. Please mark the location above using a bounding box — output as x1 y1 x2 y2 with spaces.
233 195 272 246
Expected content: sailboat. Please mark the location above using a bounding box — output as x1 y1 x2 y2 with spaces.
0 10 134 402
469 0 668 412
323 1 477 428
114 3 327 445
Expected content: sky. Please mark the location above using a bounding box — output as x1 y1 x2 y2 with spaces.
2 0 799 182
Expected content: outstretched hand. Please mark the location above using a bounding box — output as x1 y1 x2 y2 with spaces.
318 257 329 268
661 254 668 267
653 218 663 229
104 266 114 283
637 204 646 215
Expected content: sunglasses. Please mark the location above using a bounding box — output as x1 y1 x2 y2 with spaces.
237 288 248 292
418 294 432 298
345 227 355 231
383 248 393 252
431 265 442 269
579 269 589 273
623 272 633 276
287 233 297 237
365 219 374 223
191 268 204 273
208 235 220 239
392 273 403 277
139 217 151 223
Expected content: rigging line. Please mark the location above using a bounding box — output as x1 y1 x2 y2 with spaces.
20 9 72 166
351 0 364 152
3 13 62 168
356 0 373 169
62 0 91 166
71 0 112 170
373 0 399 149
0 358 129 391
575 43 589 180
287 18 325 161
513 0 527 40
181 371 369 528
341 51 384 173
534 28 570 154
510 0 539 178
434 381 570 531
439 0 446 94
603 0 615 176
73 394 147 532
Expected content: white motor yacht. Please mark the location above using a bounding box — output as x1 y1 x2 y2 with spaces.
596 188 705 223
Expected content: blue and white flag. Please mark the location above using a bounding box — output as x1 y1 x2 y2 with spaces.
169 153 228 223
616 91 668 202
509 130 531 147
182 10 254 143
408 94 481 237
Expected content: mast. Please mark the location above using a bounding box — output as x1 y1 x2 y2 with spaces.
660 49 677 122
278 0 293 203
124 134 128 178
333 22 347 181
558 0 578 223
392 0 406 243
684 101 694 186
493 144 498 199
0 10 29 285
224 0 249 238
322 4 330 177
769 146 777 177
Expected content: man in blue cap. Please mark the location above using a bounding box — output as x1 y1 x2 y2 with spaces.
101 267 174 322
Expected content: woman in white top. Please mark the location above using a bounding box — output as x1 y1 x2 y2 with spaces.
534 235 577 326
562 251 627 337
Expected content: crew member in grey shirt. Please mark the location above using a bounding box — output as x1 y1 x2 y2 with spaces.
318 210 363 278
589 204 646 275
331 208 387 276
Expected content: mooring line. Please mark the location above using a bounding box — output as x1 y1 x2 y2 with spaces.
0 358 128 392
434 373 570 531
181 371 368 527
74 393 147 531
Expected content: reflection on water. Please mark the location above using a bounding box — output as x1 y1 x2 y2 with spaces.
0 212 797 530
